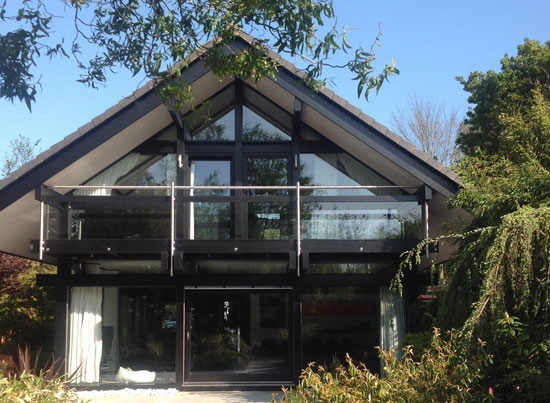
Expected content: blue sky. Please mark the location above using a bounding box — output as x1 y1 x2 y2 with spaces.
0 0 549 157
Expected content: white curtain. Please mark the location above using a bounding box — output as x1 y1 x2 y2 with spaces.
379 286 405 375
68 287 103 384
75 154 142 196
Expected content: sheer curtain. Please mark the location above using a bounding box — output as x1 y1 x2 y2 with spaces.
68 287 103 383
379 286 405 375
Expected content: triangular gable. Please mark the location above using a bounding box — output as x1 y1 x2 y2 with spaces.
0 33 461 259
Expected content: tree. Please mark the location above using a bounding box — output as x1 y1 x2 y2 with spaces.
0 134 54 357
1 134 40 178
457 39 550 156
0 1 399 110
396 40 550 402
390 94 462 166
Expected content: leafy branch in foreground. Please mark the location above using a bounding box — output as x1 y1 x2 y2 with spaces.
1 0 399 110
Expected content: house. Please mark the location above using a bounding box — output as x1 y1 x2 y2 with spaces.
0 34 461 389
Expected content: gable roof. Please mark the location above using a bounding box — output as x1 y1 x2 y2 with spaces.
0 33 459 206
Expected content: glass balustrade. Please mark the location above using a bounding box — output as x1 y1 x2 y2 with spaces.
43 185 424 241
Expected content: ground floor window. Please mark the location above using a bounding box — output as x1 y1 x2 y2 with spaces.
301 287 380 373
68 286 176 385
65 282 403 385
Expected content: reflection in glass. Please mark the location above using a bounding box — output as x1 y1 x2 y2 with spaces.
77 153 176 196
246 157 290 239
188 291 291 382
243 106 291 141
302 287 379 373
300 153 404 196
189 259 288 274
69 286 177 385
248 203 290 240
193 110 235 141
190 160 231 240
69 209 170 240
301 201 421 240
308 260 397 274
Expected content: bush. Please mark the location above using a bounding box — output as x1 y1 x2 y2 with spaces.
0 372 80 402
278 329 490 403
0 346 80 403
401 331 433 361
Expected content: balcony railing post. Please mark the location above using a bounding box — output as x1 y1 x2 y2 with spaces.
296 181 301 277
170 182 175 276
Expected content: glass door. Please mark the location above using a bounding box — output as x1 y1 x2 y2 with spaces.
185 289 293 383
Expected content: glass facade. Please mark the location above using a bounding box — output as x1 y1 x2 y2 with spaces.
43 82 422 387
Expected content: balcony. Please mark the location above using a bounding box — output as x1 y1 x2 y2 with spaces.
35 183 429 274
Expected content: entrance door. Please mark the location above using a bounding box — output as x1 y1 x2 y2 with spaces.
185 289 293 383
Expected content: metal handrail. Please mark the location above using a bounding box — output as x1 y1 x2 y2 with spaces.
53 184 417 190
52 185 418 190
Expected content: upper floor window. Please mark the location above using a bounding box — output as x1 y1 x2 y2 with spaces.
194 110 235 141
77 125 176 196
300 153 404 196
243 106 291 142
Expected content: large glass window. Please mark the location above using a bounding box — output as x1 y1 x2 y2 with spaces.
68 286 176 385
300 153 403 196
190 160 231 239
302 287 379 373
76 125 177 197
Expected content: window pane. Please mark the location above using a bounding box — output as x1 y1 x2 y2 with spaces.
243 106 291 141
68 286 176 385
300 153 404 196
246 157 288 194
77 153 176 196
193 110 235 141
246 157 290 239
191 160 231 240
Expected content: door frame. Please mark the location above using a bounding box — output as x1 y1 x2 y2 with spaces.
182 286 294 385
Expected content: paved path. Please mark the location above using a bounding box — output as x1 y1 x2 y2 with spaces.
81 391 280 402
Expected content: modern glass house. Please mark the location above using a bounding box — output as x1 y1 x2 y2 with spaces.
0 34 461 389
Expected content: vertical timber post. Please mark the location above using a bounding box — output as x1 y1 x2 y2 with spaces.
175 285 185 388
293 286 302 384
